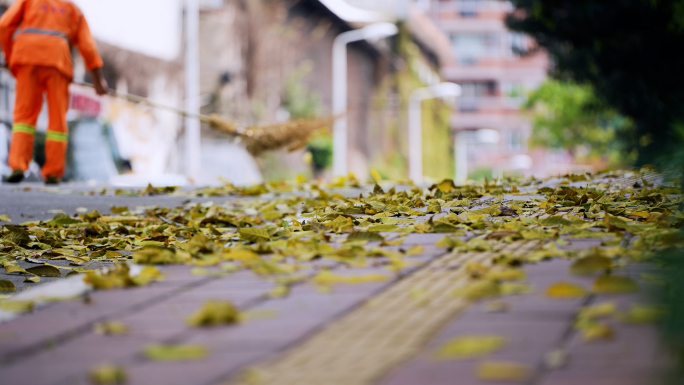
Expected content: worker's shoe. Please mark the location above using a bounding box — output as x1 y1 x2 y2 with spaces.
44 176 61 185
3 170 25 184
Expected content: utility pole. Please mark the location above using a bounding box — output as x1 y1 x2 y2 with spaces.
185 0 201 183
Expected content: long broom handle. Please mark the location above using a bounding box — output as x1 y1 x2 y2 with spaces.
72 81 223 128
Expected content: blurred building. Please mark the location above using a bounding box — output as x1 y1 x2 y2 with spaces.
1 0 453 184
424 0 576 178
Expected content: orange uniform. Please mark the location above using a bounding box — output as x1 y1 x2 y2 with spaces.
0 0 103 179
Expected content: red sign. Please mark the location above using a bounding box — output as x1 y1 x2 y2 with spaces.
70 93 101 117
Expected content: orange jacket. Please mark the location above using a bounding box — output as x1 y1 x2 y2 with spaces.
0 0 103 80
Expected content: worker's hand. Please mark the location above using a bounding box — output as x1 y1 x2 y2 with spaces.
93 78 108 96
90 67 108 96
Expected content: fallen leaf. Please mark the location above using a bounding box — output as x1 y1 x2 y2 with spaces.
26 265 61 277
94 322 129 335
580 322 614 341
543 349 570 369
89 364 127 384
312 270 389 285
24 276 40 283
578 302 616 320
238 228 271 243
405 244 423 256
346 232 385 243
187 300 241 327
482 300 510 313
367 224 398 232
476 361 532 381
593 275 639 293
133 247 187 265
434 335 507 360
459 280 501 301
546 282 588 298
0 214 11 222
143 344 209 361
0 280 16 293
570 256 612 275
0 300 34 314
618 304 664 324
110 206 130 214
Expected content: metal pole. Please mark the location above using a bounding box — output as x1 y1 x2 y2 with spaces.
455 130 468 184
407 82 461 183
331 23 398 177
408 95 423 182
185 0 201 183
332 37 348 177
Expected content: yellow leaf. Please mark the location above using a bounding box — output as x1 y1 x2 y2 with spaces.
487 269 526 281
618 304 664 324
0 300 34 314
25 265 61 277
543 349 570 369
367 224 398 232
546 282 588 298
311 270 388 285
89 364 127 384
500 282 532 295
94 322 129 335
371 168 382 183
0 214 11 222
578 302 616 320
0 280 16 293
405 244 423 256
483 300 510 313
570 256 612 275
580 322 614 341
592 275 639 293
238 228 271 243
143 344 209 361
269 285 289 298
434 335 506 360
224 249 260 262
187 300 240 327
436 179 456 192
2 261 27 275
476 361 532 381
133 247 188 265
458 280 501 301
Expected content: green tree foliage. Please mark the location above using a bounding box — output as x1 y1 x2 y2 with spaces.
525 79 634 165
506 0 684 168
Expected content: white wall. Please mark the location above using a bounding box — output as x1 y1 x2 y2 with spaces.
73 0 183 61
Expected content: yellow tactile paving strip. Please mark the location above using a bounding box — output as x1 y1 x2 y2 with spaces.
228 240 541 385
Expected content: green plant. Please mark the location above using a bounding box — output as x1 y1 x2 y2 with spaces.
524 79 635 165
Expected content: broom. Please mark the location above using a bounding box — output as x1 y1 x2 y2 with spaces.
74 82 335 156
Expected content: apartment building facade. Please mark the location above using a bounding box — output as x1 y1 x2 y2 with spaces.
425 0 560 178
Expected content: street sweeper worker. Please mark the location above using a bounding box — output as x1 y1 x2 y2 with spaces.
0 0 107 184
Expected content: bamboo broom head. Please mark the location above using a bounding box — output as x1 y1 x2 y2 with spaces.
208 114 335 156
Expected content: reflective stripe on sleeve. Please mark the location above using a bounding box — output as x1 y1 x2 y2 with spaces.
16 28 70 44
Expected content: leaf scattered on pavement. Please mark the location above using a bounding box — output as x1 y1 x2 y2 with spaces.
434 335 506 360
143 344 209 361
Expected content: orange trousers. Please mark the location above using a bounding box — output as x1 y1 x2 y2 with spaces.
8 65 70 179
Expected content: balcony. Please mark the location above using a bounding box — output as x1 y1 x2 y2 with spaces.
457 96 523 112
435 1 514 16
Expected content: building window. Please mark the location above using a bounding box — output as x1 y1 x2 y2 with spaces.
459 81 497 98
510 32 527 55
450 32 502 62
507 129 524 152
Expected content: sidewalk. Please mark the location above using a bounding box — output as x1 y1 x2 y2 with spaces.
0 171 678 385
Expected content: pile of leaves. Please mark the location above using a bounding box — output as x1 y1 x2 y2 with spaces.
0 169 681 312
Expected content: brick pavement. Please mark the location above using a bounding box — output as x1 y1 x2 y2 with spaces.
0 177 675 385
